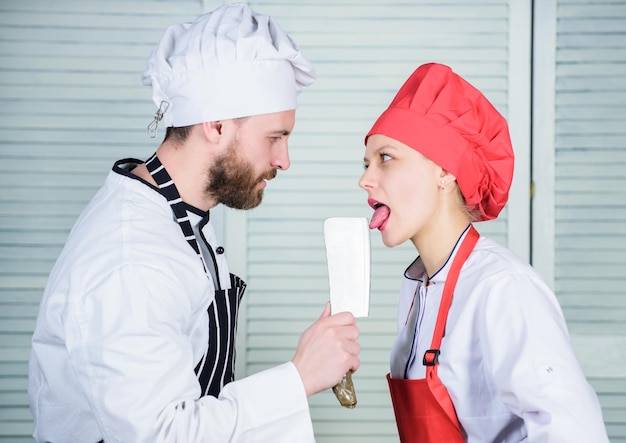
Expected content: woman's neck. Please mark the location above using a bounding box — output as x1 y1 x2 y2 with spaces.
412 215 471 277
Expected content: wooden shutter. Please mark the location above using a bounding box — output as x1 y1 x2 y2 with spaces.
0 1 202 440
232 1 531 441
534 0 626 441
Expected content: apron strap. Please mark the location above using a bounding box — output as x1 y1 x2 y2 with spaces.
145 153 207 273
427 225 480 359
424 225 480 427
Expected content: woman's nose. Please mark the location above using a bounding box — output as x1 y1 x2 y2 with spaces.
358 167 374 190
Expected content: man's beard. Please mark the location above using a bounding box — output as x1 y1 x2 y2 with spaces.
205 142 277 210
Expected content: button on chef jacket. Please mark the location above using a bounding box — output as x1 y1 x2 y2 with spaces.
28 160 314 443
390 230 609 442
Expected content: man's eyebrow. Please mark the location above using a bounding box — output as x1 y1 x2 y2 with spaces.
269 130 291 136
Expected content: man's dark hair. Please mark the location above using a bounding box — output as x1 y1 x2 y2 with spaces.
164 126 193 145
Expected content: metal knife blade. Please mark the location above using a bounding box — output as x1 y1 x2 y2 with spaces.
323 217 371 409
323 217 371 318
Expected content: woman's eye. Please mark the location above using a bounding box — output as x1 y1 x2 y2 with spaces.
381 153 392 162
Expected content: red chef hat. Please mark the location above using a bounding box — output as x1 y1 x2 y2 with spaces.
365 63 514 221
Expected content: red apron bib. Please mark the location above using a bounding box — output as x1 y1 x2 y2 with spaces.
387 226 479 443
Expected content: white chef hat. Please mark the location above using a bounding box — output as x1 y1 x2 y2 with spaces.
142 2 316 130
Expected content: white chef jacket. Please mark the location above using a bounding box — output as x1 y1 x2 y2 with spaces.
390 228 609 443
28 164 314 443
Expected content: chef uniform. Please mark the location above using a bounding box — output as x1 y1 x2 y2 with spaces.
28 4 317 442
365 63 610 442
389 228 609 442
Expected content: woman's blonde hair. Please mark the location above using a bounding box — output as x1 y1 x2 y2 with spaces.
455 186 482 222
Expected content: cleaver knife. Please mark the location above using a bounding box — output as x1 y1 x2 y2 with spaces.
323 217 371 408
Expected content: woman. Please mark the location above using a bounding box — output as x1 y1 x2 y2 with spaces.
359 63 609 442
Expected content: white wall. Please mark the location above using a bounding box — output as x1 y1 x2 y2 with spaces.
0 0 624 441
533 0 626 439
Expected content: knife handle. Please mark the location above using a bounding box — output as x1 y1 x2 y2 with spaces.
332 370 357 409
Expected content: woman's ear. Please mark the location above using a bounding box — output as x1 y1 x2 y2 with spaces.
439 169 457 190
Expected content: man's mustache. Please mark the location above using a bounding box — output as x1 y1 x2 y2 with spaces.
261 169 278 181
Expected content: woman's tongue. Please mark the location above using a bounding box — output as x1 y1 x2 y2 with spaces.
369 204 390 230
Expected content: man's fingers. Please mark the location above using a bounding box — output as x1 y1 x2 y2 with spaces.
343 340 361 359
328 311 357 326
319 302 331 319
335 323 360 342
319 304 358 327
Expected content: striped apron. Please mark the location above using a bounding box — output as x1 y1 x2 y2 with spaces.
145 153 246 398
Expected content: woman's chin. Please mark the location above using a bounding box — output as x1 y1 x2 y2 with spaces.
381 231 404 248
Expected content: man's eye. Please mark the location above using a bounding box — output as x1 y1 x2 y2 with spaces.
381 153 392 162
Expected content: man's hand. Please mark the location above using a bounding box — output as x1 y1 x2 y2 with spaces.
291 303 361 397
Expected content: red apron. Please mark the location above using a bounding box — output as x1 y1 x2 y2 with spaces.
388 226 479 443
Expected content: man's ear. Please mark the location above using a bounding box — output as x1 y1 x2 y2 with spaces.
201 121 222 143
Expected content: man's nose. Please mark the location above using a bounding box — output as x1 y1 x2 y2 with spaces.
271 142 290 170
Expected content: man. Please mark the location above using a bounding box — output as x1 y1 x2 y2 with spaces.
28 4 360 442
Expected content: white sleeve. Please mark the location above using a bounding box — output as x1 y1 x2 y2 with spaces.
481 271 610 443
65 265 314 443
